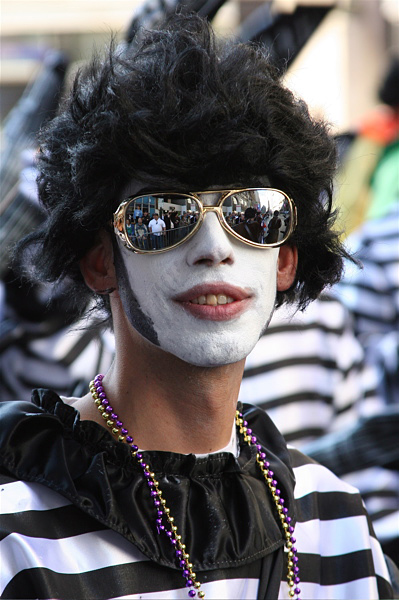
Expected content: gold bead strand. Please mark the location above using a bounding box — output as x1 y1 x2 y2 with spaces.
132 449 205 598
235 410 301 600
89 377 205 599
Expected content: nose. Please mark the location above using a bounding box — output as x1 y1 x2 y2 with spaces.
185 211 234 267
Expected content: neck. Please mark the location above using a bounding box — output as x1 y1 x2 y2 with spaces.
103 354 244 455
90 312 245 455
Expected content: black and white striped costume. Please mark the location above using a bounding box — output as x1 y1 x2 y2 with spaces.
335 203 399 352
334 203 399 405
0 392 395 599
239 294 399 560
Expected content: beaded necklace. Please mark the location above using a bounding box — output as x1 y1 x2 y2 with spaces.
90 374 301 600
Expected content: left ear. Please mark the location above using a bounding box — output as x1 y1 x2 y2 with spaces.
277 244 298 291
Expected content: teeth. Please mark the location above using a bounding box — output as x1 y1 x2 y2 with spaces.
191 294 235 305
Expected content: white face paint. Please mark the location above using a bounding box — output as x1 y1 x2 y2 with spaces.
115 200 279 367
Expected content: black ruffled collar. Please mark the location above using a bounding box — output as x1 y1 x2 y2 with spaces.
0 390 296 571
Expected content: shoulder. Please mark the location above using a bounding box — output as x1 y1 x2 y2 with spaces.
0 474 145 600
288 448 395 599
0 398 48 444
289 445 361 495
289 447 371 527
0 474 72 515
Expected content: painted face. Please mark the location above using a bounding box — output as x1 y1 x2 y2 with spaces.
114 193 279 367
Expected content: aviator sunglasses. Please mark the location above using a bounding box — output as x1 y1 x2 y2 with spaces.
113 188 297 254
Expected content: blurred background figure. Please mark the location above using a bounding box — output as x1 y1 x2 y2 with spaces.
334 55 399 237
0 55 114 399
334 54 399 402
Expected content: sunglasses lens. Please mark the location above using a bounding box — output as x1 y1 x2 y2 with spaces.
222 189 293 245
123 194 201 251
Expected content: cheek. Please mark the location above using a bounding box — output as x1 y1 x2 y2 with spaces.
251 249 279 326
115 240 185 346
114 242 163 346
250 248 279 296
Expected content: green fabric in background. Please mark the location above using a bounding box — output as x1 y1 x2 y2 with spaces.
368 140 399 220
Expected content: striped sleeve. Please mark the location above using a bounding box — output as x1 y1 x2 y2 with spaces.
277 450 394 599
0 479 147 599
335 205 399 340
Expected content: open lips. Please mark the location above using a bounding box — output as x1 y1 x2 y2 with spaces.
173 284 252 320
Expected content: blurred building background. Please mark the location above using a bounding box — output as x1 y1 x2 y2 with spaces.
1 0 398 131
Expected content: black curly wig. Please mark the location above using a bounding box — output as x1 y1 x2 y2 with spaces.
17 12 351 321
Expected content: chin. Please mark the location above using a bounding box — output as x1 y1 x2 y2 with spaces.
163 337 254 367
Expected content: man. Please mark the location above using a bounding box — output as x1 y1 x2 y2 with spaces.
134 216 149 250
162 210 174 246
232 207 262 244
126 217 134 239
134 206 143 220
148 212 166 249
265 209 283 244
142 210 150 226
0 14 396 600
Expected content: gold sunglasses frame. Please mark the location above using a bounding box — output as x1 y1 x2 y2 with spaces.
113 188 297 254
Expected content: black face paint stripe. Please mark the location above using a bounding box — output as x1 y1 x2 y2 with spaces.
112 237 160 346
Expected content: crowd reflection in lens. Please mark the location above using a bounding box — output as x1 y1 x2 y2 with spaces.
124 191 291 251
125 209 199 251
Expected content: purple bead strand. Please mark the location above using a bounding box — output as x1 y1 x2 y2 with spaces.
90 377 300 600
235 410 300 600
90 376 203 599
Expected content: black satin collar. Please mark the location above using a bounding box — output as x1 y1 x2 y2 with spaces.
0 390 296 571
